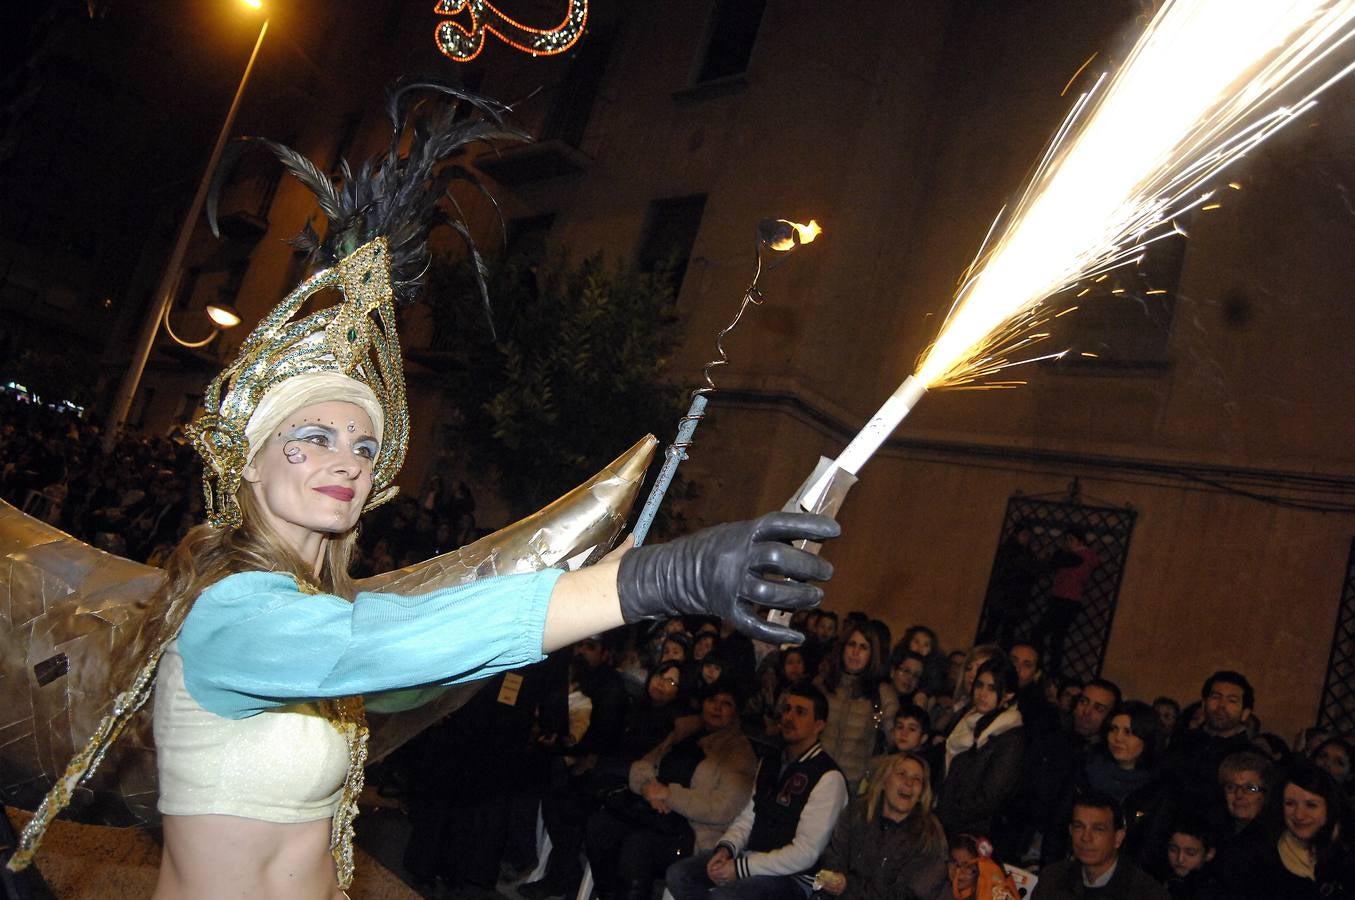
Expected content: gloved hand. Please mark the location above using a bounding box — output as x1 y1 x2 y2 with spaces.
617 511 840 645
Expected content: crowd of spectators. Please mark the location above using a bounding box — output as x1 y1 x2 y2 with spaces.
5 392 1355 898
387 606 1355 900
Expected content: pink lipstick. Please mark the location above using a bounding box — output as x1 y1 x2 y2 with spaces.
314 486 356 502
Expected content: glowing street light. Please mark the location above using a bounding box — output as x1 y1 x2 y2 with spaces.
103 1 269 447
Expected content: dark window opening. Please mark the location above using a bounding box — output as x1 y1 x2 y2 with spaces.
637 194 707 294
695 0 766 84
504 213 556 263
540 28 614 147
1048 221 1189 372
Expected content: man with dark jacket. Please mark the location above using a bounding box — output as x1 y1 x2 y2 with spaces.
1032 794 1169 899
1163 671 1255 830
522 637 631 899
665 684 848 900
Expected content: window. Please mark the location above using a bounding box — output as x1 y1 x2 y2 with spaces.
1049 224 1188 372
694 0 766 84
540 28 614 147
636 195 707 294
504 214 556 264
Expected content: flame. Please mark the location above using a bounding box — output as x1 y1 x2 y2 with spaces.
793 220 822 245
912 0 1355 390
763 219 823 252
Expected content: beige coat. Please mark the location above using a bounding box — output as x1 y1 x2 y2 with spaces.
628 721 758 850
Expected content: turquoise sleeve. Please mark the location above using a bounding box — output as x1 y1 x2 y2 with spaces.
177 568 561 719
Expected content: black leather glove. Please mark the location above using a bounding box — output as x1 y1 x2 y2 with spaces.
617 511 840 645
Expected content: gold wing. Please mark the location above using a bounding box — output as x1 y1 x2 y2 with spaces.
0 435 655 824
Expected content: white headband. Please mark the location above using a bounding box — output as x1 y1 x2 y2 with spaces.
244 372 383 465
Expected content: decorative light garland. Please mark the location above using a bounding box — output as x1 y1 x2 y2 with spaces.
434 0 588 61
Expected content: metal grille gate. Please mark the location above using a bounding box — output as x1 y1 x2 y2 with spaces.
1317 538 1355 735
974 494 1137 683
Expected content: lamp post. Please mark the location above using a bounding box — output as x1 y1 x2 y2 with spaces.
102 5 269 450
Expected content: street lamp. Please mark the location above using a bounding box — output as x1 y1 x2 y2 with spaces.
160 301 243 349
102 2 269 449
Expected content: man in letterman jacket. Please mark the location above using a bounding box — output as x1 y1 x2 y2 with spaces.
666 683 849 900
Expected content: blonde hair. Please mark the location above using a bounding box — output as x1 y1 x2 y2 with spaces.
112 481 359 688
864 753 947 857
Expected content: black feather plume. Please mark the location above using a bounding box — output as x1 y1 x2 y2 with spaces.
205 79 529 334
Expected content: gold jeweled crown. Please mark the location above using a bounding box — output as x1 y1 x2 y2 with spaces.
190 237 407 528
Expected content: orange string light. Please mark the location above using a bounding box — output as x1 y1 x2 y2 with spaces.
434 0 588 62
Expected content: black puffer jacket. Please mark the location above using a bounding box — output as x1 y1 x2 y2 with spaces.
938 706 1024 837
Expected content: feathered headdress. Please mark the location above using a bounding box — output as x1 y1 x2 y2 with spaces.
6 82 529 883
190 80 528 528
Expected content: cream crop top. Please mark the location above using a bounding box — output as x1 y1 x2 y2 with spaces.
154 642 349 821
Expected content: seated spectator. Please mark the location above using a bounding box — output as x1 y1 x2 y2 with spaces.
1071 679 1121 751
938 658 1024 838
816 622 893 791
1091 702 1161 801
1032 794 1169 899
748 647 812 740
1162 815 1224 900
881 646 929 713
898 625 949 698
1252 731 1289 762
990 644 1062 864
945 833 1019 900
744 655 784 738
945 649 968 700
665 684 848 900
1055 679 1081 724
1254 761 1355 898
813 611 841 647
1312 736 1353 791
861 704 934 797
1153 696 1180 754
1209 750 1273 897
816 753 948 900
586 681 758 900
611 661 689 767
522 638 630 900
1165 671 1256 823
661 631 693 667
931 643 1001 736
700 645 730 690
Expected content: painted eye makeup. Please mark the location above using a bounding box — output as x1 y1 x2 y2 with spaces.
353 438 379 461
286 424 336 447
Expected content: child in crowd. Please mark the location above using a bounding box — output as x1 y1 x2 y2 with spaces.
945 833 1019 900
1163 816 1224 899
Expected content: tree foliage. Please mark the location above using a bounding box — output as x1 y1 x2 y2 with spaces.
428 251 692 524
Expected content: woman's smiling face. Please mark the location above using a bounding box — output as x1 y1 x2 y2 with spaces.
243 400 378 555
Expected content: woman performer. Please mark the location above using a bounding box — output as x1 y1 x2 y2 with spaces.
7 84 838 899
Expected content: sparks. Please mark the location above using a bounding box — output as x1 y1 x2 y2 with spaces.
814 0 1355 487
913 0 1355 391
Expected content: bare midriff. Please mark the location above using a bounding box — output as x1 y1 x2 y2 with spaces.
153 814 344 900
